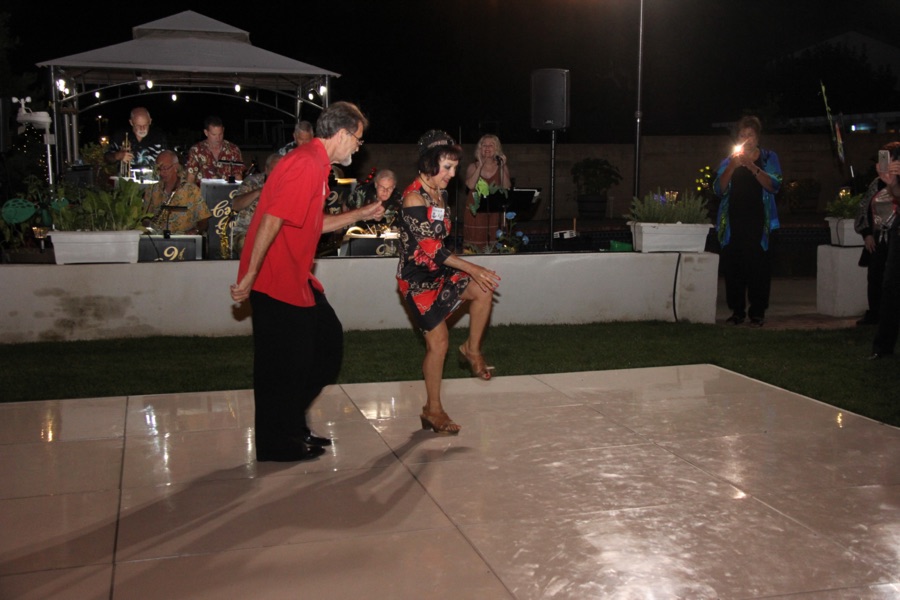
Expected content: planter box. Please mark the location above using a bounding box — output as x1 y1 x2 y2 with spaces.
49 230 143 264
817 244 867 316
825 217 863 247
576 194 607 219
630 222 712 253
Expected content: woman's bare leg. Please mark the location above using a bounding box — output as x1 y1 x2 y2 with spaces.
460 282 494 359
421 322 461 433
422 322 449 414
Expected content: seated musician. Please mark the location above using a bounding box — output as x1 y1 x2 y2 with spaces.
278 120 315 155
345 169 402 230
230 153 283 257
143 150 211 235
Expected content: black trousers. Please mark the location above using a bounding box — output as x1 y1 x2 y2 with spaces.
249 289 343 446
722 241 771 320
864 238 889 320
873 228 900 355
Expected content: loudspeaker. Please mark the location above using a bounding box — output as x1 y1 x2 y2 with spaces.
0 97 10 153
531 69 570 130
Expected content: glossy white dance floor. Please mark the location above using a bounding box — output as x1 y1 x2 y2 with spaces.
1 366 899 599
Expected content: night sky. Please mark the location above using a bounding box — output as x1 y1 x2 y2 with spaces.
6 1 900 145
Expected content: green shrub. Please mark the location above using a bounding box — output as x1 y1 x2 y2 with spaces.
51 179 149 231
825 191 862 219
625 189 711 224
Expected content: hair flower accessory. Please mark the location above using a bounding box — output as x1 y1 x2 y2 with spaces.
417 130 455 156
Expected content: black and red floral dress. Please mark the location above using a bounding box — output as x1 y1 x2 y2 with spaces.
396 181 471 332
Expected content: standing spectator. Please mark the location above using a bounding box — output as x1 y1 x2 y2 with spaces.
854 142 900 326
186 116 244 184
714 115 782 327
869 153 900 359
230 102 384 462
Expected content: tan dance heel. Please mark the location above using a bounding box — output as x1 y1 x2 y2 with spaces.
419 407 461 435
458 344 494 381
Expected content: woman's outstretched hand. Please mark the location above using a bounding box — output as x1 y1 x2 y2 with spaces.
471 265 501 293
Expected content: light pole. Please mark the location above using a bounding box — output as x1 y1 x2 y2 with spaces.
633 0 645 198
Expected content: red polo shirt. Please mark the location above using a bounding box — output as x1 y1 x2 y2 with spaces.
237 139 330 307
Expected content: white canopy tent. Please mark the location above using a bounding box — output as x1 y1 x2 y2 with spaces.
36 10 339 179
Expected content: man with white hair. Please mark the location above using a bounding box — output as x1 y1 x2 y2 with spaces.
230 102 385 462
105 106 168 171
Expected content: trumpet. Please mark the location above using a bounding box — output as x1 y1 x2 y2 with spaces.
119 135 131 178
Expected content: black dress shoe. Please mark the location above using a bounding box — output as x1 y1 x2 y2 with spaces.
748 317 765 328
867 352 892 360
300 432 333 447
256 443 325 463
725 314 745 325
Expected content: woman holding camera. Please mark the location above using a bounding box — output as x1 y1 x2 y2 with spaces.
714 115 783 327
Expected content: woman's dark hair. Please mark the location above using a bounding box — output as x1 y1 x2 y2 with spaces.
316 101 368 139
884 140 900 161
416 129 462 175
736 115 762 135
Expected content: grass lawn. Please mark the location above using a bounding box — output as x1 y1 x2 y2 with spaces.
1 321 897 427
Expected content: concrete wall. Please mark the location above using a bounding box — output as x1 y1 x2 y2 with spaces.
0 252 719 343
347 133 895 223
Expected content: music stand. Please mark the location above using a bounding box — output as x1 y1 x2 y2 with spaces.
201 179 241 259
216 160 245 183
475 190 508 214
501 188 541 220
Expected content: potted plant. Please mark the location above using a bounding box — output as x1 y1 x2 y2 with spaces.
79 141 119 187
48 179 150 264
1 175 70 263
824 187 863 247
781 178 821 214
625 189 712 252
462 210 530 255
571 157 622 219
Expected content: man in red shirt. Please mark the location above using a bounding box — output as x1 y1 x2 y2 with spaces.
231 102 384 462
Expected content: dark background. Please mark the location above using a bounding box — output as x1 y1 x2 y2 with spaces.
5 1 900 145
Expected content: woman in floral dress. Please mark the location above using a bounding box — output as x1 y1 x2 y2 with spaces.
397 130 501 434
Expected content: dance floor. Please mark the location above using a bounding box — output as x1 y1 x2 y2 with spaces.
1 365 898 599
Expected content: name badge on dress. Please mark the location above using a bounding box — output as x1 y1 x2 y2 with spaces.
429 206 445 222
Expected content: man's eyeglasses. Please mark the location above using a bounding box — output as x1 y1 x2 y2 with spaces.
346 130 364 146
157 163 176 171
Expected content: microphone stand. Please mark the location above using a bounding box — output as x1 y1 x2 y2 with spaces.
159 205 188 239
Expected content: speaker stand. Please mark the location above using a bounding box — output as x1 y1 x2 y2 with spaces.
548 129 557 251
